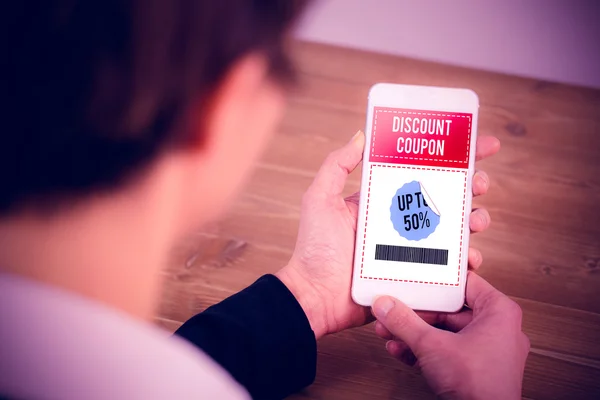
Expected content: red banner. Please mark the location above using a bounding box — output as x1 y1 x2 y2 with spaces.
369 107 472 169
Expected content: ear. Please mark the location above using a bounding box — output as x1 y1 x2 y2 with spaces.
173 53 285 228
190 54 272 152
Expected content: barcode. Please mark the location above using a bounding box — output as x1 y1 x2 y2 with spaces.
375 244 449 265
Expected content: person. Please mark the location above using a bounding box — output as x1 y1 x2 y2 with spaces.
0 1 529 399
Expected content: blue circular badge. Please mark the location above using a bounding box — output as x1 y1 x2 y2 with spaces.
390 181 440 241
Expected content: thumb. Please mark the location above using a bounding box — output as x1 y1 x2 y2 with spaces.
372 296 436 353
308 130 365 197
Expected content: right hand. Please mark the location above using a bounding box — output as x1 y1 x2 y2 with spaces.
372 272 530 400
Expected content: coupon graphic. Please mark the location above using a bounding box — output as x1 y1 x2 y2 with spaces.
359 107 472 286
390 180 440 241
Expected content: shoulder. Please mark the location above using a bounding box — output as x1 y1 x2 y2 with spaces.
0 274 249 400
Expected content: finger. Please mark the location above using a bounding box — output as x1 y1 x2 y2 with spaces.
472 170 490 197
386 339 405 358
465 271 503 312
415 311 440 326
375 321 394 340
469 208 491 233
416 308 473 332
386 340 418 367
345 191 360 206
372 296 437 352
438 309 474 332
345 191 361 218
360 306 376 326
475 136 501 161
468 247 483 270
309 130 365 197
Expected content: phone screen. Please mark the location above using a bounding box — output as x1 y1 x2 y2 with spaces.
358 106 474 287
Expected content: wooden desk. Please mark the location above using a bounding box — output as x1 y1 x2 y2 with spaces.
156 42 600 399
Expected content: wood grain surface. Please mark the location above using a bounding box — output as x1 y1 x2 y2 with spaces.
155 42 600 399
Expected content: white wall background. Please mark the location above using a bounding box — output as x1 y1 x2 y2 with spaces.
295 0 600 89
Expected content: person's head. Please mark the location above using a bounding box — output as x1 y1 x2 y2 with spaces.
2 0 309 232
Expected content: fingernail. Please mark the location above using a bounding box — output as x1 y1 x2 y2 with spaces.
351 130 363 142
478 213 487 226
385 340 393 352
476 176 487 191
479 173 489 188
493 137 501 150
373 296 395 318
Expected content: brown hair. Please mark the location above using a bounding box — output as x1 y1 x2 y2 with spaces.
1 0 309 213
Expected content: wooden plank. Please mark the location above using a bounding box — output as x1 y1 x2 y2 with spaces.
279 44 600 313
157 273 600 399
158 247 600 398
168 141 600 313
159 234 600 360
285 78 600 181
291 349 600 400
290 42 600 121
522 352 600 399
156 41 600 399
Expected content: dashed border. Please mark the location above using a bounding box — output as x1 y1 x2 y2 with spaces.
359 164 468 286
371 108 471 163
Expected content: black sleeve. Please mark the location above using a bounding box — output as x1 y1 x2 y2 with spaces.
174 274 317 400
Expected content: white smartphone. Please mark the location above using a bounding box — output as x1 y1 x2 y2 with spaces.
351 83 479 312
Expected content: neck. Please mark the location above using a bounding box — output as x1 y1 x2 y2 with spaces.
0 165 181 321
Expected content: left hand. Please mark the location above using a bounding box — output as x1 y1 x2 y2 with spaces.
276 130 500 339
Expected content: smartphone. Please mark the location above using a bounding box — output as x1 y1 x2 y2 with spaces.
351 83 479 312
